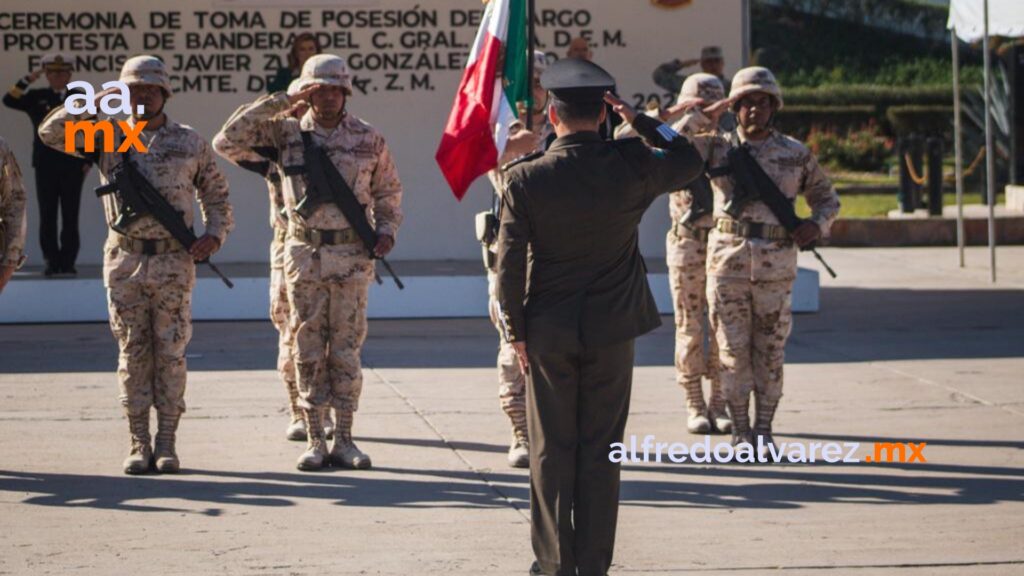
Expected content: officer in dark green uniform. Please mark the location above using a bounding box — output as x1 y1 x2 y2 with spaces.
495 58 704 576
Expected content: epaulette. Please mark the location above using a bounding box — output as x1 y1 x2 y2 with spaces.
501 150 544 172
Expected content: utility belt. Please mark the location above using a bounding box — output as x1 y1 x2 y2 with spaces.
715 218 790 241
289 223 360 248
113 232 185 255
672 222 710 243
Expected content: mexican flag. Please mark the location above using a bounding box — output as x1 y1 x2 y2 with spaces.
435 0 530 201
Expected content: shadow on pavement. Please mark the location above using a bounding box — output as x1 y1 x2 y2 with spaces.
0 287 1021 373
1 436 1020 514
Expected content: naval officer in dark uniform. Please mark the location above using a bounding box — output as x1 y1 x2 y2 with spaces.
3 53 92 276
495 58 704 576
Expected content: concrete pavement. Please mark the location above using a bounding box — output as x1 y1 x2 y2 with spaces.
1 247 1022 575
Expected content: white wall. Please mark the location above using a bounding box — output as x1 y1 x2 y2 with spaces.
0 0 744 266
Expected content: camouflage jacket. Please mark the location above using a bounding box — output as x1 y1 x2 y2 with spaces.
214 92 403 238
39 109 233 286
213 102 288 233
690 128 841 281
0 137 27 268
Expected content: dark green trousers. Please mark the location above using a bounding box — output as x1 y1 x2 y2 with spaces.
528 338 635 576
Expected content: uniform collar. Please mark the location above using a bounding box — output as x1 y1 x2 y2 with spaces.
128 114 173 132
299 110 367 136
547 130 602 152
737 126 776 146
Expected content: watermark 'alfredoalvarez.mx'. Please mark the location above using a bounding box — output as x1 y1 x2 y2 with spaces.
610 435 927 465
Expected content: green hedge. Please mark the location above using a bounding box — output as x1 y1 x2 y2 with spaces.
886 105 954 138
785 85 956 108
772 86 962 139
775 105 877 139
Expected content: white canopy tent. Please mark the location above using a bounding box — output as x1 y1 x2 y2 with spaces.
948 0 1024 282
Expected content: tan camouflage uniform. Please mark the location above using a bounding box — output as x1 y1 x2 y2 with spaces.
486 116 553 456
212 116 324 441
615 108 728 432
215 91 402 468
0 137 28 272
666 110 729 432
688 127 839 441
39 109 233 463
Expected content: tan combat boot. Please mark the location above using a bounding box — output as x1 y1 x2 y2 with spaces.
123 411 152 475
682 378 711 434
284 381 307 441
330 410 371 469
708 378 733 434
154 412 181 473
297 407 328 471
728 396 754 448
754 394 780 462
322 406 335 440
507 427 529 469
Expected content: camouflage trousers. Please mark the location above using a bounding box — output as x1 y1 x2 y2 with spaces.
667 235 722 383
667 235 724 414
286 242 371 413
487 269 527 437
269 237 300 417
706 275 793 404
107 279 193 416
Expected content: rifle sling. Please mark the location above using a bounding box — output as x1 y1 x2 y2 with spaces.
299 131 377 251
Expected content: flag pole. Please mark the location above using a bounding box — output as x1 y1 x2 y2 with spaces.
525 0 536 130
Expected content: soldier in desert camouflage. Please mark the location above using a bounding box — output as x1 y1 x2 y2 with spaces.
0 136 27 294
213 83 335 444
216 54 403 472
614 73 733 435
685 67 840 452
485 51 553 468
38 55 234 474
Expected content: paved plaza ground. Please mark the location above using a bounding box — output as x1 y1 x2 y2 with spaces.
1 247 1022 575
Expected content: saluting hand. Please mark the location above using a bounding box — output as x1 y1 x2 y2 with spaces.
603 92 638 124
289 84 320 105
190 234 221 262
702 97 734 122
661 97 705 122
511 341 529 376
28 68 44 83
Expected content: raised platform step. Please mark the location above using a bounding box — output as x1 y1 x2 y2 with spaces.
1 260 820 323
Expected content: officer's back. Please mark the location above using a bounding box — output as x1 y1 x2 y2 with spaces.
498 60 703 354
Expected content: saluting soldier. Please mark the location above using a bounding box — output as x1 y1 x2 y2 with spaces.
3 53 92 276
687 67 840 451
615 73 733 436
38 55 234 474
213 82 335 443
495 58 703 576
215 54 403 472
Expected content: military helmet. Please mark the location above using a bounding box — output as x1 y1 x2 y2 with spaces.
677 73 724 105
294 54 353 95
120 55 172 98
729 66 783 110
